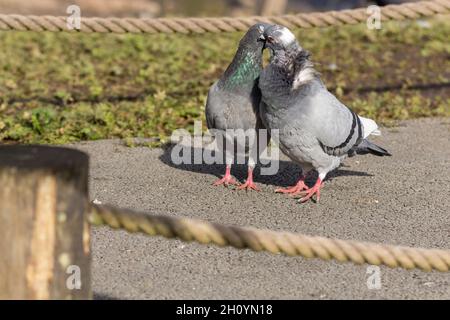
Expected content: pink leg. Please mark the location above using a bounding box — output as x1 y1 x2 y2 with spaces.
213 165 239 187
237 167 261 191
296 178 323 203
275 175 309 196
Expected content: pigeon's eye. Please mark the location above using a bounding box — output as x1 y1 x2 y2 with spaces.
267 36 275 44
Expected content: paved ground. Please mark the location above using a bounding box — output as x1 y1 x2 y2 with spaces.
70 117 450 299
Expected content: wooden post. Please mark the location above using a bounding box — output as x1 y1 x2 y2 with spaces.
0 145 91 300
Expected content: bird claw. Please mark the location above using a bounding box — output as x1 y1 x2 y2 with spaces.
237 180 261 191
212 175 239 187
213 166 239 187
275 180 309 196
295 180 323 203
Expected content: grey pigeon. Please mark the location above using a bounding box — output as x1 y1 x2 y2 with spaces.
258 25 391 202
205 23 271 191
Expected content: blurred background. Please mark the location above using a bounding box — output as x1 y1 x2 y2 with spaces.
0 0 447 145
0 0 416 17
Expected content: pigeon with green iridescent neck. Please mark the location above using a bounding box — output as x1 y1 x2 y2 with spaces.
205 23 271 191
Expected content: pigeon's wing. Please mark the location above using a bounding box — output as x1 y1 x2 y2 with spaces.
256 101 267 131
205 82 220 130
300 87 363 157
206 81 261 132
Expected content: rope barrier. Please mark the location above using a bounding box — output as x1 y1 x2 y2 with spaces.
0 0 448 34
89 204 450 272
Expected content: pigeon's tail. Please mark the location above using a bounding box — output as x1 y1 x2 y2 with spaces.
349 139 392 157
358 116 381 138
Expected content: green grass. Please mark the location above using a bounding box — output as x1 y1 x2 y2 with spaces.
0 18 449 145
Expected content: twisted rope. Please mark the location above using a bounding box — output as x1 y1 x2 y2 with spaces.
89 204 450 272
0 0 449 34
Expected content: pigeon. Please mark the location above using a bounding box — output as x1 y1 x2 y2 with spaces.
258 25 391 202
205 23 271 191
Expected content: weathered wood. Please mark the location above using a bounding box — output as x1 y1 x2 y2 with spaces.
0 145 91 300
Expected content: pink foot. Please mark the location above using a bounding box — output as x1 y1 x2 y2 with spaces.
275 176 309 196
237 168 260 191
296 178 323 203
213 166 239 187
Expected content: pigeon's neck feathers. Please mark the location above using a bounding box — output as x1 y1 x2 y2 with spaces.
272 47 319 90
219 45 262 90
291 51 318 90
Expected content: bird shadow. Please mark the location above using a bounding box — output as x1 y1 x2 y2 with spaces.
158 144 373 188
93 292 119 300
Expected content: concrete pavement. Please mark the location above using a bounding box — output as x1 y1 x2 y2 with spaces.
70 117 450 299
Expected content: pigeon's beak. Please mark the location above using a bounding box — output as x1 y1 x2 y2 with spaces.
258 34 267 49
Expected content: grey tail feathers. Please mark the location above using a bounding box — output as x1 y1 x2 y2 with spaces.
349 139 392 157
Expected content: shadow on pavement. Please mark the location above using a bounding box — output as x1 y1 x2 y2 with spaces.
158 144 373 188
93 292 119 300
